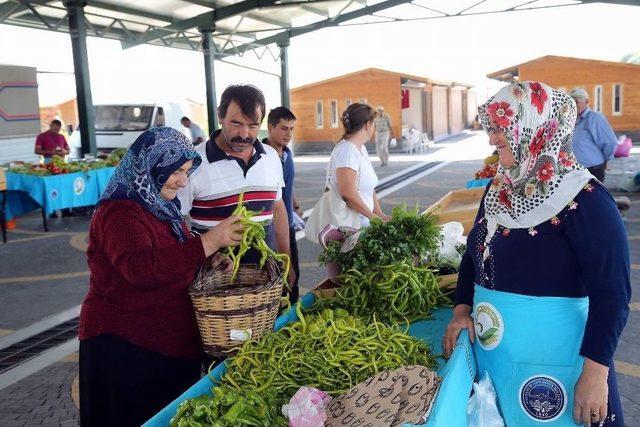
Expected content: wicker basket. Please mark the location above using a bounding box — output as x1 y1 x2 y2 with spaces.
190 257 284 356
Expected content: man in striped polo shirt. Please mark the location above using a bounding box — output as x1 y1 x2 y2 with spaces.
178 85 295 286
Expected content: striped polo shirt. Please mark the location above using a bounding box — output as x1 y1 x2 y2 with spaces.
178 130 284 243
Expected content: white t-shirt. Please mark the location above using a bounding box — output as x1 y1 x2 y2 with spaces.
188 123 205 144
327 140 379 226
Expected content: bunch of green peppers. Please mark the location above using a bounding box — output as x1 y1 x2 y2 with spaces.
170 384 287 427
225 193 290 283
314 260 450 325
219 304 437 412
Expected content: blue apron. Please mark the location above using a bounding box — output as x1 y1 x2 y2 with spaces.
473 285 588 426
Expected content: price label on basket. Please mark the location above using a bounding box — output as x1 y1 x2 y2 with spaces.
230 329 252 342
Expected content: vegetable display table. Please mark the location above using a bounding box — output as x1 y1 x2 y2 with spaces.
144 293 476 427
3 167 115 235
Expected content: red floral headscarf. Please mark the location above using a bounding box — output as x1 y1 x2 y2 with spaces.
478 82 592 233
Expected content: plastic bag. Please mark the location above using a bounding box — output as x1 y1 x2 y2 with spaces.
282 387 331 427
466 372 504 427
390 137 397 148
614 135 632 158
437 222 467 269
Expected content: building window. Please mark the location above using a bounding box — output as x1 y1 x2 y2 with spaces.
330 100 339 128
593 85 603 113
315 100 324 128
345 99 352 108
612 84 622 115
359 98 368 105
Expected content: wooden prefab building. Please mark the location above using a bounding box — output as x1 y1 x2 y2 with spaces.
488 55 640 139
290 68 475 153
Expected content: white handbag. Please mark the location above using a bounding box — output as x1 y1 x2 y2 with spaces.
305 163 361 244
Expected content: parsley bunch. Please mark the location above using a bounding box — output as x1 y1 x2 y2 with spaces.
320 204 441 273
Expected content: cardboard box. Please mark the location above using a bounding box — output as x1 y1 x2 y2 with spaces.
422 187 484 235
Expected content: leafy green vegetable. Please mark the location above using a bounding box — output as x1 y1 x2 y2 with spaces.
319 204 442 274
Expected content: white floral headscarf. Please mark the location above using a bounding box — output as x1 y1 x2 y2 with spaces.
478 81 593 243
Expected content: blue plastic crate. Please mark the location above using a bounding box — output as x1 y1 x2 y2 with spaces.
144 293 475 427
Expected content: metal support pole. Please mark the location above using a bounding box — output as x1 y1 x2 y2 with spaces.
201 28 218 133
64 0 96 156
277 35 291 109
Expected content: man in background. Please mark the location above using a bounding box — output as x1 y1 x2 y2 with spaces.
35 119 69 164
263 106 301 303
569 87 617 182
181 116 205 146
373 106 393 167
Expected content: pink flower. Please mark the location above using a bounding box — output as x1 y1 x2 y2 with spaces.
502 228 511 237
486 102 514 129
529 82 548 114
558 151 575 168
498 188 512 209
551 216 561 226
544 119 559 141
537 162 555 182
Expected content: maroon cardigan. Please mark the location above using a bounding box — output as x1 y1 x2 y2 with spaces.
79 200 206 360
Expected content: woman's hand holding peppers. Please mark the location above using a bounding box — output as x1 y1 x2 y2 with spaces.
200 215 244 257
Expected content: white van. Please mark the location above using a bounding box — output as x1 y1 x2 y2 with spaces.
69 101 196 158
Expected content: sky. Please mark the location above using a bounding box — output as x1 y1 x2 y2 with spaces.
1 2 639 109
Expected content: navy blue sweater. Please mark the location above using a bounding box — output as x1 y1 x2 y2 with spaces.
455 180 631 366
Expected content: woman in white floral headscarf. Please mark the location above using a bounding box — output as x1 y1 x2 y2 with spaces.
443 82 630 426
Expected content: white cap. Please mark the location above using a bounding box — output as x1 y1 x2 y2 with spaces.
569 87 589 100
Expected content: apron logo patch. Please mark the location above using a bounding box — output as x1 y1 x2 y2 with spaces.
474 302 504 350
519 375 567 422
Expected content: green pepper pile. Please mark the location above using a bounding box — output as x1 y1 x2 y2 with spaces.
219 304 437 410
172 296 438 425
314 261 449 324
170 384 286 427
225 193 290 282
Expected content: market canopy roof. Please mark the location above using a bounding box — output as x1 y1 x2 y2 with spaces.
1 0 638 61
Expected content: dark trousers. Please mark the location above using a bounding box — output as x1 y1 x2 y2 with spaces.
287 226 301 304
79 334 200 427
588 163 606 183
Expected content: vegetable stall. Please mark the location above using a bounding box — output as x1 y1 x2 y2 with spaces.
0 152 125 236
145 188 484 427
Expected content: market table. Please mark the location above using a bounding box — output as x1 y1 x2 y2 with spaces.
1 167 115 236
144 293 476 427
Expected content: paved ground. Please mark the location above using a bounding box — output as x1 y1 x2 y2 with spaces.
1 132 639 426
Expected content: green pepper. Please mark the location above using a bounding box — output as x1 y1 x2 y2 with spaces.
222 402 245 423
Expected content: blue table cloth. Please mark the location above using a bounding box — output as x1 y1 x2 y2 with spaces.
144 293 476 427
5 167 115 220
465 178 492 189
